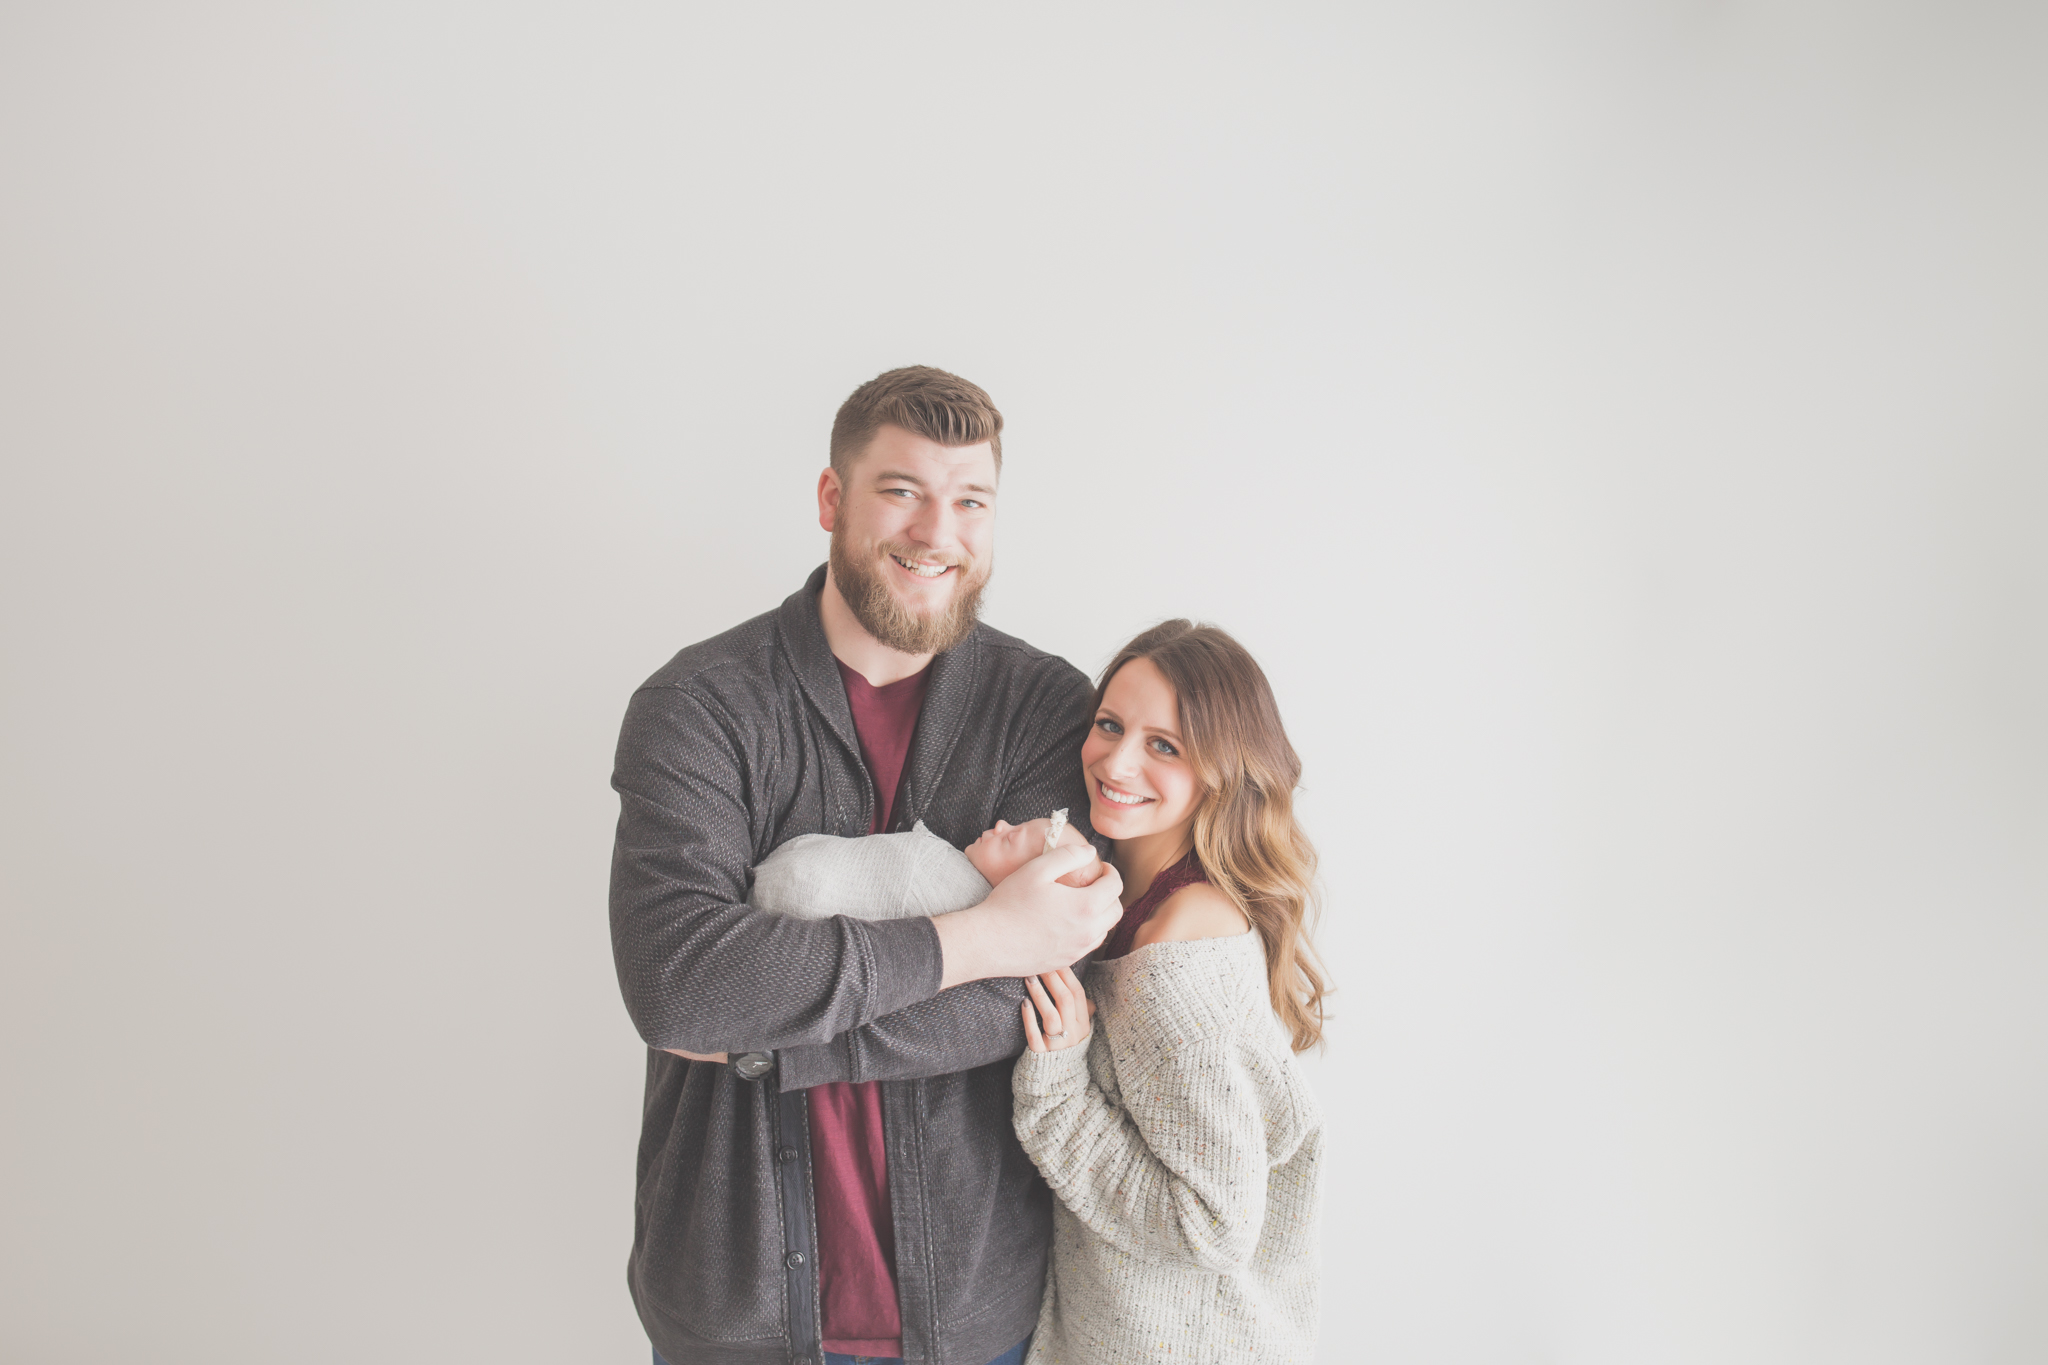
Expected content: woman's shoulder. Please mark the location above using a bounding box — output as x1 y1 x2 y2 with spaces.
1099 892 1268 1050
1129 880 1249 950
1094 925 1292 1080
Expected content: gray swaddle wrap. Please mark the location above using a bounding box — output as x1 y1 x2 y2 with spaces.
747 820 993 921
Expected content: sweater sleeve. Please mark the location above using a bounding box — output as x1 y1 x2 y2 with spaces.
1011 1028 1274 1274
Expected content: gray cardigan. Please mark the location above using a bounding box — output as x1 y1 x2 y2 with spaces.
610 566 1098 1365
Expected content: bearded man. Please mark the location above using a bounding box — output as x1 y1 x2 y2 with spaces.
610 366 1125 1365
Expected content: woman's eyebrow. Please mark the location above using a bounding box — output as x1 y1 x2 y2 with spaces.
1098 706 1181 745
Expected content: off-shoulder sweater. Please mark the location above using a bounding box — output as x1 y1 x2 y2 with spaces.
1012 932 1322 1364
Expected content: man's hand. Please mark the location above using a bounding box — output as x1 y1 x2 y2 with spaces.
933 843 1124 989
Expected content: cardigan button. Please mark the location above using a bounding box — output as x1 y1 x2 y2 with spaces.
784 1250 806 1269
734 1051 775 1080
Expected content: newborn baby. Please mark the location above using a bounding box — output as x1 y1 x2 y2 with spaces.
748 813 1099 922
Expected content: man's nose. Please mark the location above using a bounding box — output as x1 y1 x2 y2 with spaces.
903 494 959 550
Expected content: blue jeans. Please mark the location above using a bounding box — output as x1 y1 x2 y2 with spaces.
656 1339 1027 1365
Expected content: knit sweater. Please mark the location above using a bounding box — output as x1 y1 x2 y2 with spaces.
1012 932 1322 1364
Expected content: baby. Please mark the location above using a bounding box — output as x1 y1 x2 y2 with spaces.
748 811 1100 922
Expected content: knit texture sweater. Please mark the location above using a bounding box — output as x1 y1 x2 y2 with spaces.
1012 932 1322 1364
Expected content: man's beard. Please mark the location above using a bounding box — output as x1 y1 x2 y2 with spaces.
829 531 989 656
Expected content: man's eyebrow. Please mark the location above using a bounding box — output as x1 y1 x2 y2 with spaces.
870 469 998 498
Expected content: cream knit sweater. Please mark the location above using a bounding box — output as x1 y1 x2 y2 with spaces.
1012 932 1322 1364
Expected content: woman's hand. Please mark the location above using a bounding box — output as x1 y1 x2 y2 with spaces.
665 1048 728 1063
1021 966 1095 1053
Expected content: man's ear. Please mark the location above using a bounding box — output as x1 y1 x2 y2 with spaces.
817 467 843 533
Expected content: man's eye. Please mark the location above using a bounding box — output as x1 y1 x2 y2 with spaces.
1095 718 1121 735
960 498 985 510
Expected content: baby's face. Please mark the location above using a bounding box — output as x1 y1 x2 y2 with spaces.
965 817 1089 885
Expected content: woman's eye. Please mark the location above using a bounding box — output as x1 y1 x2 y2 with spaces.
1149 737 1178 757
1095 717 1122 735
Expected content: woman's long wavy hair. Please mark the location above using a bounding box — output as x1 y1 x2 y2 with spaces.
1096 621 1328 1051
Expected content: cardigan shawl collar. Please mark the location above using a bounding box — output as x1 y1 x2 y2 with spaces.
775 563 981 835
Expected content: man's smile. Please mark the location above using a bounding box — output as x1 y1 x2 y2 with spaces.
890 553 955 579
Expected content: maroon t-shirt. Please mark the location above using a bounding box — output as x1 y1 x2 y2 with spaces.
810 659 930 1356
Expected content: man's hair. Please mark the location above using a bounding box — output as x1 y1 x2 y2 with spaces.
829 366 1004 475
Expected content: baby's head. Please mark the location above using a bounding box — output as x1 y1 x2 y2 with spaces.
965 816 1093 885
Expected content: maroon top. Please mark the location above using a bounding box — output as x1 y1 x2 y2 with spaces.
1098 848 1210 960
808 660 930 1356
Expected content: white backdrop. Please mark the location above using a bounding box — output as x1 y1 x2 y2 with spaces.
3 4 2044 1363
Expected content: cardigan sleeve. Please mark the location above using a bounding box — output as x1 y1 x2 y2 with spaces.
1011 1026 1275 1274
611 686 944 1054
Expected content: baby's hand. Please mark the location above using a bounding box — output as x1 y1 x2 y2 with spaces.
967 816 1104 887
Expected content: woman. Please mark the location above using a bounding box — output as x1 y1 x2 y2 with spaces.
1014 620 1327 1365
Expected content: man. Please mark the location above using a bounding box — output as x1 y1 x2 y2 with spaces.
610 366 1125 1365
